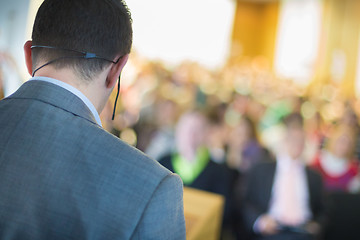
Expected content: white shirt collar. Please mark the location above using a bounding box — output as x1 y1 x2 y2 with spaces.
320 150 349 176
276 152 305 170
28 76 102 126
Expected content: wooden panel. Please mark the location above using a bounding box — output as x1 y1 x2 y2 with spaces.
183 187 224 240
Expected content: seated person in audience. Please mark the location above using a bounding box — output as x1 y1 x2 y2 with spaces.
340 103 360 160
205 103 229 164
145 98 179 160
227 115 272 239
311 125 360 193
227 115 270 173
243 113 324 240
158 110 235 236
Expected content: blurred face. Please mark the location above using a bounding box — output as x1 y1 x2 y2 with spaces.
175 113 208 160
156 100 178 126
231 122 248 148
285 128 305 160
333 134 352 159
208 124 226 148
342 110 357 127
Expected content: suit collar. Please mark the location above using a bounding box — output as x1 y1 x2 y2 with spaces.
7 80 98 125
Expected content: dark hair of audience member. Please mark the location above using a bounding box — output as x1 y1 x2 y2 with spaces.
283 112 304 129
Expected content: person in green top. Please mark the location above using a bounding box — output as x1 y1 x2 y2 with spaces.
171 110 211 185
159 109 238 238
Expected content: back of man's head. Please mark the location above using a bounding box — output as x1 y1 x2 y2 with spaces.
31 0 132 81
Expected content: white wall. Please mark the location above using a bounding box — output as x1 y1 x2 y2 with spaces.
126 0 235 70
274 0 322 85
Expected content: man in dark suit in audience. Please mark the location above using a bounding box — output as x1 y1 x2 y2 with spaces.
243 113 324 240
0 0 186 239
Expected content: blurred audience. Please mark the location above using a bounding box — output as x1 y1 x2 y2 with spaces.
158 110 236 238
311 125 360 193
99 52 360 240
242 113 324 240
145 98 180 160
227 115 269 173
340 103 360 160
205 102 229 164
304 112 327 161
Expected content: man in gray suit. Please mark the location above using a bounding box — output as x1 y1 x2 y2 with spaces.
0 0 186 239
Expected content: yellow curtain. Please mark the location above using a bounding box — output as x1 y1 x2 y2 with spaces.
310 0 360 99
230 0 280 68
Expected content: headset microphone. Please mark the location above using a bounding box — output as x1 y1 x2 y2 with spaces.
31 45 121 120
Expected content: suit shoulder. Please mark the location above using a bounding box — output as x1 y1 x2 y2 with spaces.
87 125 172 182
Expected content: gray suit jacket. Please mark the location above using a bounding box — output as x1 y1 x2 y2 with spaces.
0 80 186 240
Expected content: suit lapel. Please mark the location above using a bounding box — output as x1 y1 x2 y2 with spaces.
7 80 98 125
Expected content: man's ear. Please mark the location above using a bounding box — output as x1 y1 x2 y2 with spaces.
24 40 33 76
106 54 129 89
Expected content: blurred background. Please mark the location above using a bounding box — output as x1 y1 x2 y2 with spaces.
1 0 360 239
1 0 360 147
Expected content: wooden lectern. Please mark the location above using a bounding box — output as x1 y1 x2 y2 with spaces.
183 187 225 240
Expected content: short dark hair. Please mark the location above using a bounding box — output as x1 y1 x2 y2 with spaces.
283 112 304 129
31 0 133 81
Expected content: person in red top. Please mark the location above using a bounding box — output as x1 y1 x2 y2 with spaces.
311 125 359 192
